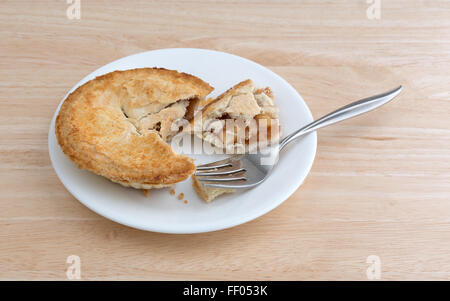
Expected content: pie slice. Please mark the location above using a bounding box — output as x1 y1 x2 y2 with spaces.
191 79 281 202
191 79 280 154
56 68 213 189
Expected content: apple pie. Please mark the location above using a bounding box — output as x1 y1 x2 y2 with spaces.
56 69 281 203
55 68 213 189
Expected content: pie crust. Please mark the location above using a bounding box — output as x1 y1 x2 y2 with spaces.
192 175 235 203
55 68 213 189
191 79 280 154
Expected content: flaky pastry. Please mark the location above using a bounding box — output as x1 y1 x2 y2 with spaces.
191 79 280 154
56 68 213 189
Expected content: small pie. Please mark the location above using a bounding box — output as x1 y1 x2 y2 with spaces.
55 68 213 189
56 69 281 203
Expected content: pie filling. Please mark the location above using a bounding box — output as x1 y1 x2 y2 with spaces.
194 86 280 153
121 97 199 142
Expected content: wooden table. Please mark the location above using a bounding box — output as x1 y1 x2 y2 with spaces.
1 0 449 280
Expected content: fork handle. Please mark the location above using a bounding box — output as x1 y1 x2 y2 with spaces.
279 86 403 150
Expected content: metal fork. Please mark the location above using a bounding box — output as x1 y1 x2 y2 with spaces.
195 86 403 189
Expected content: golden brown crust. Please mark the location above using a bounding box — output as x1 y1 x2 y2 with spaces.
188 79 253 130
200 79 253 117
192 175 210 202
192 175 235 202
56 68 214 187
254 87 274 99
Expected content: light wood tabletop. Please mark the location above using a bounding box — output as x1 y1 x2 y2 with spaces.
1 0 449 280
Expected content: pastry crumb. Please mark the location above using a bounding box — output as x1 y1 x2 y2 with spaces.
192 175 235 202
170 189 176 195
142 189 150 197
184 200 188 204
178 193 184 200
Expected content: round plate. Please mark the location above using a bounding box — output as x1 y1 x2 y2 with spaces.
48 48 317 234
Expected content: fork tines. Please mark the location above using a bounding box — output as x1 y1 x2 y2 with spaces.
194 156 247 183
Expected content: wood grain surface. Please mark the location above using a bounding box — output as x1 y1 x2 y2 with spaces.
1 0 449 280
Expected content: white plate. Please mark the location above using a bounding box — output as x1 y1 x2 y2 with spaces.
48 48 317 234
